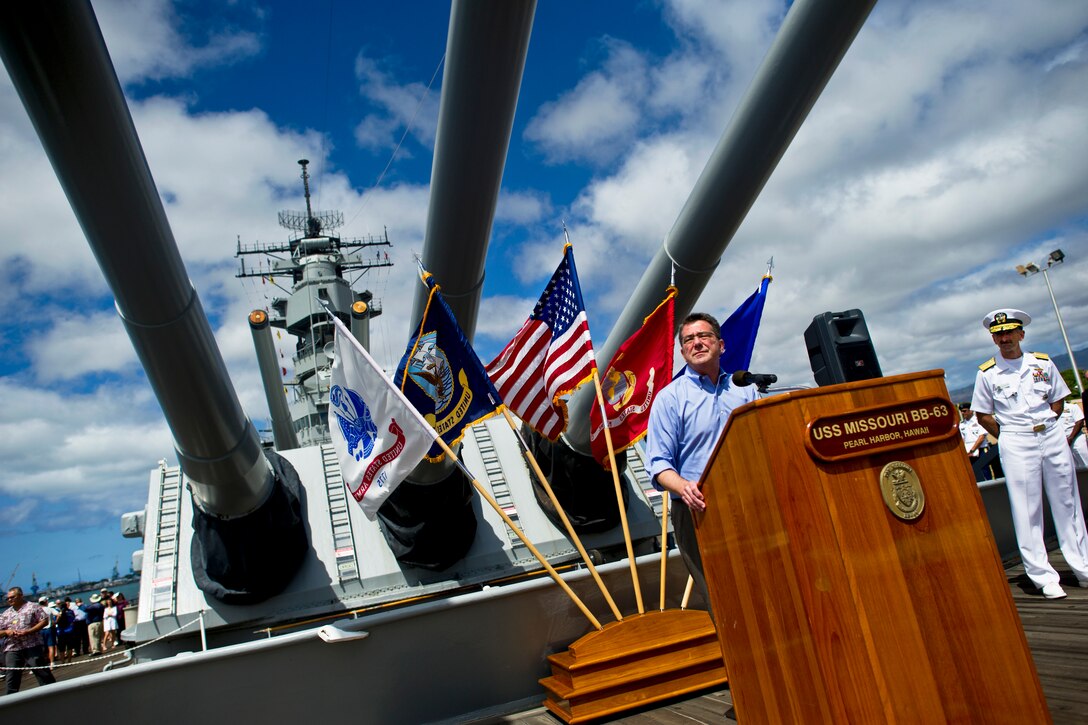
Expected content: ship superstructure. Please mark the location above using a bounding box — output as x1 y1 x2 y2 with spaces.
236 159 391 448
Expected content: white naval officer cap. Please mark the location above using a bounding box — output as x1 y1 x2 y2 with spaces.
983 308 1031 333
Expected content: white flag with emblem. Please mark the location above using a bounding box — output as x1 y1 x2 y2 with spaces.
328 316 436 520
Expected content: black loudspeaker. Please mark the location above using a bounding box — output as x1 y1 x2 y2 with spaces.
804 309 882 386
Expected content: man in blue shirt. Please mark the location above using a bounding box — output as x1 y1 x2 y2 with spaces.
647 312 759 608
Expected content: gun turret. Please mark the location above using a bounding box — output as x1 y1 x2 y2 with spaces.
0 0 307 603
409 0 537 338
249 310 300 452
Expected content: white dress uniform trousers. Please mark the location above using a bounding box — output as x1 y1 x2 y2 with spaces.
972 352 1088 588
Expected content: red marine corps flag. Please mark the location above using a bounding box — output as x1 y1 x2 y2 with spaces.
590 287 676 469
328 315 436 520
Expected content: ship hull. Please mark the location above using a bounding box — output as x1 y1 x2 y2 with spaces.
0 552 696 723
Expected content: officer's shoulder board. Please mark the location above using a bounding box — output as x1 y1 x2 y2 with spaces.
1032 351 1049 360
978 357 996 371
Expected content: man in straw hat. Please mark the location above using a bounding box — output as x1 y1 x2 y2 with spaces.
971 308 1088 599
84 592 105 654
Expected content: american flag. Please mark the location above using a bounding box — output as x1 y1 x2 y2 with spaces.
486 245 595 440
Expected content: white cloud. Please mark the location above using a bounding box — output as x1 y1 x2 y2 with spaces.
474 294 536 345
353 54 440 152
0 85 112 296
0 379 171 515
0 499 37 529
525 40 650 165
27 311 137 382
663 0 781 72
574 137 702 246
495 190 551 225
93 0 261 84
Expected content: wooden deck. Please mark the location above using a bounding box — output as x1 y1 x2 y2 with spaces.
7 556 1087 724
3 647 131 694
496 553 1088 724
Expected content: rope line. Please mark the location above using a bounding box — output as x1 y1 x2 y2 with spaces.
0 614 204 672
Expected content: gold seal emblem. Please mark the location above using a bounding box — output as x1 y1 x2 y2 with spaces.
879 461 925 521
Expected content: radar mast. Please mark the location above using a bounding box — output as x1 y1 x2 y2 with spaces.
236 160 392 447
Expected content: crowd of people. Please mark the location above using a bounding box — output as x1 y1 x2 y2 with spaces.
1 586 128 694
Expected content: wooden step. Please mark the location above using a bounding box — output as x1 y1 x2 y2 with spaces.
539 609 728 724
542 657 727 723
549 610 716 664
543 637 723 693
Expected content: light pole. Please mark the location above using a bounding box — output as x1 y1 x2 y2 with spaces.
1016 249 1083 395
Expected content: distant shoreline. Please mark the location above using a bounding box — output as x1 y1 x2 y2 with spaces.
33 575 140 605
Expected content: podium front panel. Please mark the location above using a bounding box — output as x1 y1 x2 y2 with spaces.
695 370 1048 723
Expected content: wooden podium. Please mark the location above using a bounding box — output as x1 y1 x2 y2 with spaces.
696 370 1050 723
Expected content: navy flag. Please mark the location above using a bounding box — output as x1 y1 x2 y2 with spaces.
396 272 503 461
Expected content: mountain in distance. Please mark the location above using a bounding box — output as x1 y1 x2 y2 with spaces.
946 343 1088 404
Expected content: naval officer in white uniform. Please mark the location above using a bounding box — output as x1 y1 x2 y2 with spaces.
971 308 1088 599
959 404 988 459
1059 402 1088 470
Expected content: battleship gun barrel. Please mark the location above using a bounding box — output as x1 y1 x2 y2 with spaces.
410 0 536 340
351 300 372 351
0 1 307 602
0 1 270 515
565 0 876 449
249 311 300 452
381 0 535 569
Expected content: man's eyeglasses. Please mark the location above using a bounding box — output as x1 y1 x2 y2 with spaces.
680 331 718 347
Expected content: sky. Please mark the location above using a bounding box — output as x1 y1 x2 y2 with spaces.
1 0 1087 590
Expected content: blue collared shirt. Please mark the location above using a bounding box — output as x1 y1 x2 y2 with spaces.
647 364 759 498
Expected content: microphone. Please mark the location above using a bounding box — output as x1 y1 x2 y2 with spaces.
731 370 778 389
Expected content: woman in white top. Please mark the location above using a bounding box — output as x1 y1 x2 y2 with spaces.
102 597 118 650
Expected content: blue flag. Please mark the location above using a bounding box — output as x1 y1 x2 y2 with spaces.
718 274 771 375
397 273 503 461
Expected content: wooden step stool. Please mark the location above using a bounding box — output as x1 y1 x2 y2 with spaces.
540 608 727 723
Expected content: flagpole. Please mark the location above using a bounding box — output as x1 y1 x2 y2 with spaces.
658 285 679 612
592 368 645 614
586 286 676 615
658 492 670 612
433 434 604 631
500 407 623 621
